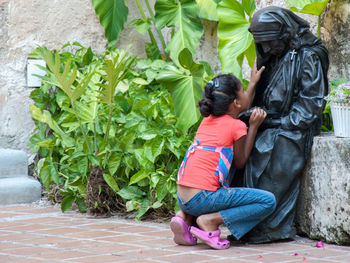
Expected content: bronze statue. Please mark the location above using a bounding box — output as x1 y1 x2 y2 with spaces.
231 6 329 243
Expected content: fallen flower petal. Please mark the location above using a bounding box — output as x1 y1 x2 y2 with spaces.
293 253 299 256
302 257 307 261
316 241 324 248
258 255 263 258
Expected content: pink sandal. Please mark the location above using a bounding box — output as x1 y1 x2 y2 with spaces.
190 226 230 249
170 216 197 245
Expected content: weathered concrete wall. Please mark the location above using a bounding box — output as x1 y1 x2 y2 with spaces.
0 0 107 154
297 134 350 245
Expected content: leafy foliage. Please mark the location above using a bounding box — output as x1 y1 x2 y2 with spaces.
29 43 195 218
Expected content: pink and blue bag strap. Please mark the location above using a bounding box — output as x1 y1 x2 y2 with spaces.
177 139 233 188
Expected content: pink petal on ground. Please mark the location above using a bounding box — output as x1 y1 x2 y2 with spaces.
302 257 307 261
316 241 324 248
258 255 263 258
293 253 299 256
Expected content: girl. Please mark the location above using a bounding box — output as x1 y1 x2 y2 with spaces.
170 63 276 249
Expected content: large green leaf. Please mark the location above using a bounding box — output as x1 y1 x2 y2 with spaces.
103 173 119 192
156 50 205 132
108 152 122 176
196 0 219 21
242 0 256 18
117 186 146 200
61 195 75 212
97 50 136 105
29 105 75 147
217 0 254 77
91 0 129 42
144 137 165 163
129 170 150 185
287 0 330 16
155 0 203 65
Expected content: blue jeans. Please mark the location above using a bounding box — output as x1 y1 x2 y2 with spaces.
177 187 276 240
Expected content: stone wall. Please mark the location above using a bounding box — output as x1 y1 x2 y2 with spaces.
297 134 350 245
0 0 348 156
0 0 107 154
322 0 350 81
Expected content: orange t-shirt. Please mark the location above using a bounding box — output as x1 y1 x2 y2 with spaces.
177 115 247 191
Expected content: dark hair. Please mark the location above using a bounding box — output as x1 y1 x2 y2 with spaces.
198 74 241 117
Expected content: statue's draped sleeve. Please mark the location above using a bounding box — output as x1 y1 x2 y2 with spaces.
281 51 326 130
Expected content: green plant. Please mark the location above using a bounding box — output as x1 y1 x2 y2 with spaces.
287 0 330 37
325 78 350 105
29 43 195 218
91 0 257 128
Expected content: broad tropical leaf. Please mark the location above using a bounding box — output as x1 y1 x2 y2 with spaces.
155 0 203 65
242 0 256 17
196 0 220 21
287 0 330 16
156 49 205 132
217 0 255 77
91 0 129 42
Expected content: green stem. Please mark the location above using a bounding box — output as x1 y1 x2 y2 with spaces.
104 103 114 141
144 0 169 60
72 102 92 155
317 15 321 38
135 0 158 47
93 121 98 155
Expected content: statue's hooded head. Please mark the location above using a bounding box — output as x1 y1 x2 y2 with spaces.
248 6 312 66
248 6 329 107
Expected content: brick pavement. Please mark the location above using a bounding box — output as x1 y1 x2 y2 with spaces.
0 202 349 263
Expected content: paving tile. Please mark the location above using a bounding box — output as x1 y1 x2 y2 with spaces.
20 236 73 245
0 255 47 263
113 225 161 233
156 252 220 262
0 233 42 242
70 254 129 263
79 242 137 253
54 240 101 249
0 242 33 251
0 223 53 232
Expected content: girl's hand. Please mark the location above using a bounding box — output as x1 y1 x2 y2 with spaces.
250 60 265 86
249 108 267 129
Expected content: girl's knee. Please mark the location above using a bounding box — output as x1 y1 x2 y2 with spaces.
264 192 276 212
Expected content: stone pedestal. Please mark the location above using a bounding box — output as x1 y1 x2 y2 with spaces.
0 148 42 205
296 133 350 245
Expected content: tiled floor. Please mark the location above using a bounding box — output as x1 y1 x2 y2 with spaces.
0 203 349 262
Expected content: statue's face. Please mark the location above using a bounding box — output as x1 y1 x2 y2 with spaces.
257 39 288 57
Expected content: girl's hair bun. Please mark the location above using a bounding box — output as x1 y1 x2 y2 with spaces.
198 98 213 117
